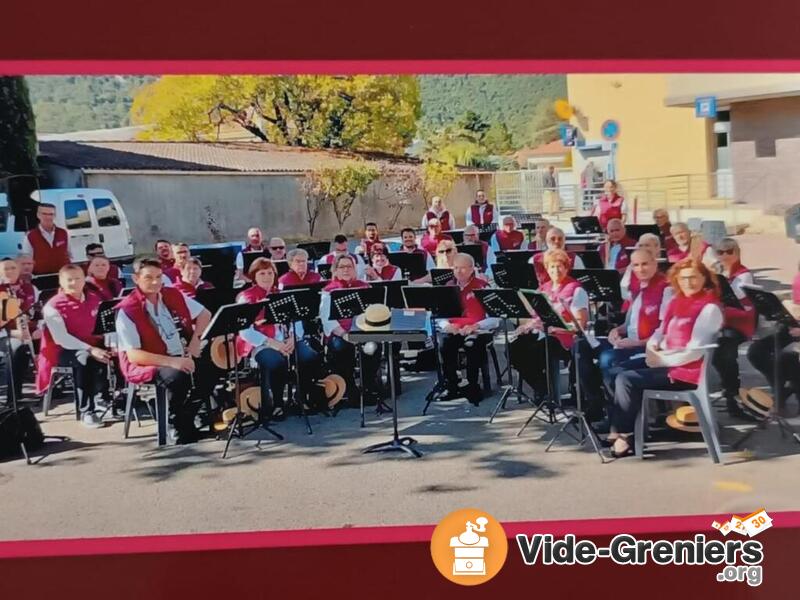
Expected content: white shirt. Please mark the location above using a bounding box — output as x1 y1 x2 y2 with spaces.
647 303 723 366
421 209 454 229
236 293 286 350
235 247 268 271
42 294 94 352
465 204 498 227
319 291 339 337
626 285 674 341
21 225 75 262
317 253 367 279
115 293 204 356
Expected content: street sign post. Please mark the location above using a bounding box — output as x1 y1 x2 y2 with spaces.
695 96 717 118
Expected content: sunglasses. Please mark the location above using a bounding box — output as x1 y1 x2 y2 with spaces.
271 246 285 251
716 248 736 255
438 248 454 254
87 252 105 257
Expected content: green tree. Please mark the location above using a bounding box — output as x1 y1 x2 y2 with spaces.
421 160 458 204
303 162 380 235
527 98 561 147
0 77 38 176
132 75 421 154
483 121 515 154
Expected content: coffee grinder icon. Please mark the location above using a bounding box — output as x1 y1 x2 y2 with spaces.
450 516 490 576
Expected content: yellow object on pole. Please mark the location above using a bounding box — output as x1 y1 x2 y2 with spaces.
554 99 574 120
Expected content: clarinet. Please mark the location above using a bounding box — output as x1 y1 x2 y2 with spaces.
174 316 196 388
7 287 37 366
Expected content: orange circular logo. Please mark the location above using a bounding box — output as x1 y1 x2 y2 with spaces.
430 508 508 585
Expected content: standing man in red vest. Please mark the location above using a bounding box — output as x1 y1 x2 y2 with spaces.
421 196 454 231
22 203 73 275
115 257 213 444
36 264 111 428
437 253 499 406
465 190 497 227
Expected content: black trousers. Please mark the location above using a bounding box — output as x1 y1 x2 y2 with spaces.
327 335 381 396
151 366 195 433
712 327 747 399
58 349 108 415
440 333 491 389
509 333 570 398
612 367 694 436
747 329 799 404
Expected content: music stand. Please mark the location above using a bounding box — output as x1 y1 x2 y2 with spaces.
570 269 622 304
370 279 409 309
473 289 537 422
272 260 290 278
513 290 606 461
717 276 744 310
491 259 538 290
316 263 332 280
92 298 123 421
296 241 331 262
578 251 605 269
456 244 486 270
261 288 323 434
195 288 238 314
478 224 497 243
442 229 464 244
201 302 280 459
190 245 237 290
431 268 455 286
571 216 603 234
497 249 537 264
387 252 427 280
733 285 800 448
32 274 59 292
242 250 270 274
625 224 661 241
402 285 464 414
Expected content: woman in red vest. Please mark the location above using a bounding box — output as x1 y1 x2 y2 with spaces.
490 215 525 252
438 253 499 406
609 257 723 457
22 203 73 275
364 244 402 281
115 257 213 444
174 257 214 299
278 248 323 289
421 196 453 231
510 249 590 403
85 255 124 301
319 255 381 405
710 238 756 417
420 218 453 257
591 180 626 231
531 227 585 285
37 264 112 428
0 258 41 401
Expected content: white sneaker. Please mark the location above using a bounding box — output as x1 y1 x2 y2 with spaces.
81 412 104 429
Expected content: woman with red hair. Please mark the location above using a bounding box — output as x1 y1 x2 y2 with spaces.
608 257 722 458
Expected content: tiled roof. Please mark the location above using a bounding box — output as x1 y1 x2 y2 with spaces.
39 141 423 173
514 140 569 161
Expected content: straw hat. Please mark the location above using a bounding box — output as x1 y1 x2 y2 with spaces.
220 386 262 424
314 374 346 409
355 303 392 331
738 388 773 421
666 405 702 433
210 336 239 370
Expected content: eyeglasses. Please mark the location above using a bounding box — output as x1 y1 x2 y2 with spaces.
271 246 285 251
87 252 104 257
438 248 454 254
716 248 736 256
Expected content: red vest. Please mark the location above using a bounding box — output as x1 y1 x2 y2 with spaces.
794 272 800 304
527 239 546 250
243 244 266 253
0 282 38 333
447 276 488 327
629 273 669 341
117 287 194 384
86 276 124 301
596 194 624 230
658 223 678 252
279 270 322 288
375 264 399 281
470 203 494 225
533 251 577 285
660 290 719 385
667 241 710 263
723 263 756 338
541 277 583 350
235 285 277 357
494 229 524 251
323 278 370 332
174 279 213 299
322 252 360 265
420 232 453 257
27 226 70 275
426 210 452 231
35 290 104 393
600 236 636 272
361 238 382 255
82 262 121 281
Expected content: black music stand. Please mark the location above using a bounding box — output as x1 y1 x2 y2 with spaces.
92 298 123 421
577 251 605 269
473 289 537 422
387 252 428 280
571 216 603 234
272 260 290 278
733 285 800 448
261 288 323 434
571 268 622 304
431 268 455 286
297 241 331 262
456 244 486 270
370 279 409 309
491 259 538 290
32 274 59 292
190 245 238 290
625 224 661 241
242 250 270 274
201 302 280 459
195 288 238 314
402 285 464 415
497 249 537 264
477 224 497 242
717 276 744 310
329 286 388 419
316 263 332 280
442 229 465 244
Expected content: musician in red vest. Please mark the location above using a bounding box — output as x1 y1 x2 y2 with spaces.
85 255 124 301
711 238 756 417
620 234 662 300
84 243 122 281
235 227 267 281
599 218 637 273
399 227 435 271
421 196 454 231
420 218 453 257
653 208 677 252
278 248 323 289
609 257 722 458
171 243 191 282
36 264 111 428
510 249 589 404
490 215 525 252
22 203 73 275
319 255 381 405
364 243 402 281
438 253 499 406
527 218 551 250
360 222 382 257
462 225 497 270
15 253 35 287
531 227 585 285
268 237 287 262
465 189 497 227
174 257 214 299
154 239 182 283
318 234 367 279
667 222 717 266
115 257 213 444
0 258 41 401
591 179 626 231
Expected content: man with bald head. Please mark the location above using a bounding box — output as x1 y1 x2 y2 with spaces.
600 218 637 273
235 227 266 281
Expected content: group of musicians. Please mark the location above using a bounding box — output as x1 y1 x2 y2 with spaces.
0 188 790 457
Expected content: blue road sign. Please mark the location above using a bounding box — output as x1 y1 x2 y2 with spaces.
695 96 717 118
601 119 620 141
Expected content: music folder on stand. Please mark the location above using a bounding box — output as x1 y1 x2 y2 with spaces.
472 288 537 423
349 309 428 458
733 285 800 448
387 252 428 281
92 298 124 422
201 301 278 459
401 285 464 415
456 243 486 271
571 216 603 235
570 268 622 331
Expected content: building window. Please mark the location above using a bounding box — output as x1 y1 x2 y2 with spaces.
64 199 92 230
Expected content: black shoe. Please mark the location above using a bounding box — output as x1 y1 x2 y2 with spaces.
726 395 749 419
466 384 483 407
591 418 611 435
439 387 464 401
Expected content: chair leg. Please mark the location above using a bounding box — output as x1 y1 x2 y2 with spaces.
691 395 722 464
42 383 54 416
155 386 169 447
489 346 502 385
635 397 647 459
70 375 81 421
123 383 136 439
